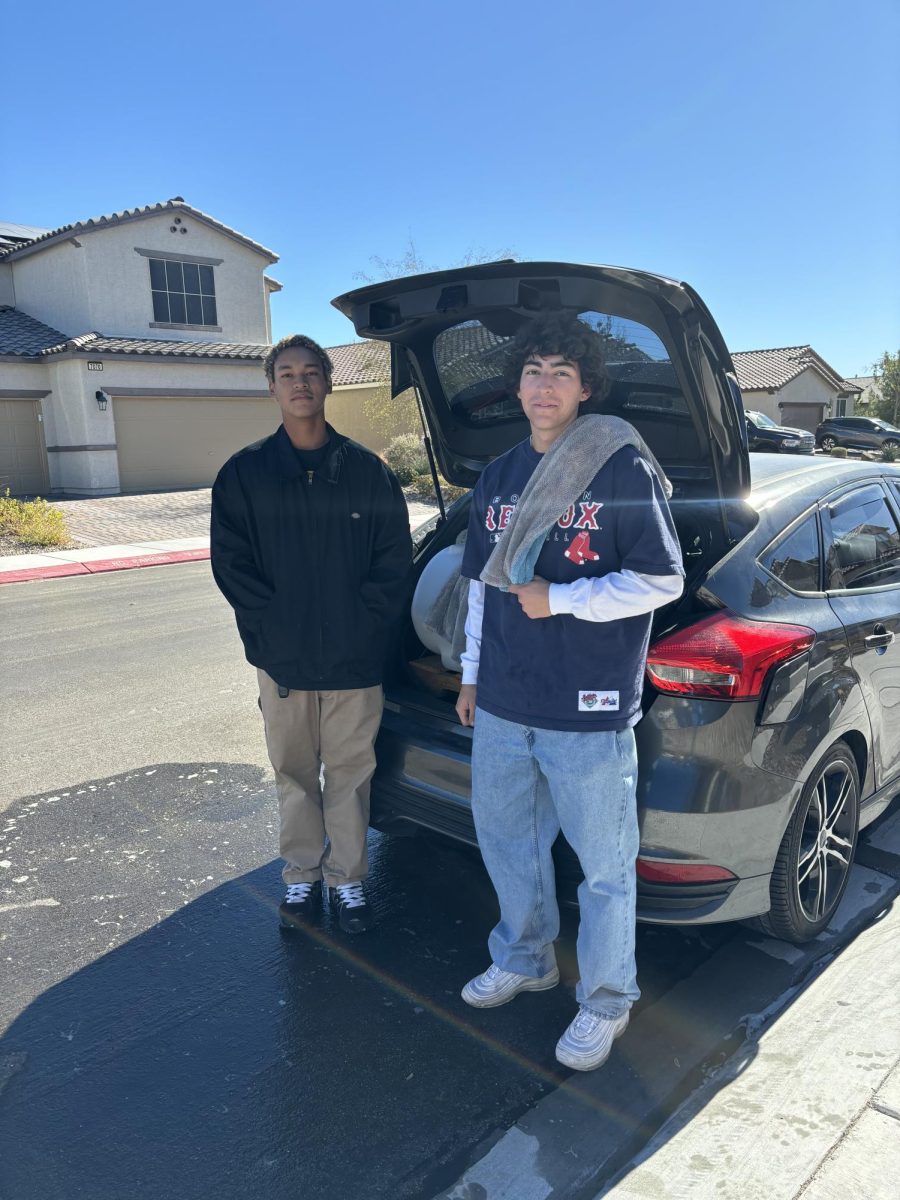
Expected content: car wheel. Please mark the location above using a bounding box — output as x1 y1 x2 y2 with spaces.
758 744 859 943
820 435 837 451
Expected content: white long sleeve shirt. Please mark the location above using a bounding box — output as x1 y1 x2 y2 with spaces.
459 571 684 686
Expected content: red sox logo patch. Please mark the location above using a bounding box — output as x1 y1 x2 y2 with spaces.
564 530 600 565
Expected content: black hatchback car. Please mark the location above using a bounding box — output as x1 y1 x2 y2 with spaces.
332 262 900 943
816 416 900 453
745 409 815 454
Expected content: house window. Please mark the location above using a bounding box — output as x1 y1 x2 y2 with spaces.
149 258 217 326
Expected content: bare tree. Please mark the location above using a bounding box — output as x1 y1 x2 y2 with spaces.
353 236 516 283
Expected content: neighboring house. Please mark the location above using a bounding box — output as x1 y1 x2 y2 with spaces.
0 199 410 498
733 345 861 432
324 340 419 450
845 375 882 412
0 199 284 496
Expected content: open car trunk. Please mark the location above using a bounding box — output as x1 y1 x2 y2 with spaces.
332 260 751 511
331 260 755 708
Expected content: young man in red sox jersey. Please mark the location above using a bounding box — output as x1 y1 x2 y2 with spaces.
456 314 684 1070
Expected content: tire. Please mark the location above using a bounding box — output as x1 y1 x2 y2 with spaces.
820 435 837 451
757 744 859 943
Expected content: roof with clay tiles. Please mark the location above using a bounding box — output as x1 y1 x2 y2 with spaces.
732 345 860 394
0 198 278 263
0 307 69 356
326 341 390 386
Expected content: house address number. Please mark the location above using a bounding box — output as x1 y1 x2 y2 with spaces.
87 361 103 371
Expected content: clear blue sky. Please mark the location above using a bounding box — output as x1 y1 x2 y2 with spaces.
4 0 898 376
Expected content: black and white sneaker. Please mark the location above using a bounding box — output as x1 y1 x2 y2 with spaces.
278 881 320 929
332 881 375 933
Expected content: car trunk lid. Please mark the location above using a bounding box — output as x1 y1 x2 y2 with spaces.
332 261 750 510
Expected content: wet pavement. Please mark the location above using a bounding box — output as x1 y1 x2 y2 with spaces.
0 758 737 1200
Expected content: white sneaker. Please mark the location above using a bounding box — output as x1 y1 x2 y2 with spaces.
555 1006 629 1071
461 963 560 1008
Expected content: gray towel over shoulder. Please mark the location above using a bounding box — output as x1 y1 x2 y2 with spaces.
480 414 672 590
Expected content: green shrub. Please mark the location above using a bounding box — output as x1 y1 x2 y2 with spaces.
882 443 900 463
383 433 429 485
0 489 69 547
830 446 849 458
408 473 469 504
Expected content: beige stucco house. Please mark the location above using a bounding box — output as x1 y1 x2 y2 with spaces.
0 200 409 497
733 346 861 432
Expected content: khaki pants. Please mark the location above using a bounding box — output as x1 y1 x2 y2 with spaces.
257 671 383 887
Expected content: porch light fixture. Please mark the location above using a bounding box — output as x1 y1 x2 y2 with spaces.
95 390 109 411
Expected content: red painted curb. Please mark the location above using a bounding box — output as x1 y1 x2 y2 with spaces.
0 562 90 584
0 548 210 585
82 548 211 573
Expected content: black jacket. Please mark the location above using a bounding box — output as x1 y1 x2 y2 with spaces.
210 424 412 690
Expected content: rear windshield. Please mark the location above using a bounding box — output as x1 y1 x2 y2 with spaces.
434 313 678 418
432 311 699 461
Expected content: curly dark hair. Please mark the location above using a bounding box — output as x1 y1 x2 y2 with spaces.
263 334 333 384
503 314 610 407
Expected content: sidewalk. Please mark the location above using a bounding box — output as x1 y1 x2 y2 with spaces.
435 807 900 1200
596 891 900 1200
0 488 440 585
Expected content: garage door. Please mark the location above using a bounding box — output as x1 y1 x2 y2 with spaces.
114 397 281 491
0 398 49 496
779 403 824 434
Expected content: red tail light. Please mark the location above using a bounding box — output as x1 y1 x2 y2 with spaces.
645 610 815 700
636 858 737 885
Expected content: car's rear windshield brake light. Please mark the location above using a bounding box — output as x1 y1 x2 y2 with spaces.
646 611 815 700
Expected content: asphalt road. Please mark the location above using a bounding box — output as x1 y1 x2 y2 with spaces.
1 565 895 1200
0 563 270 806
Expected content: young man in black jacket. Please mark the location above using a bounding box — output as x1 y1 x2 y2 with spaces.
210 334 412 932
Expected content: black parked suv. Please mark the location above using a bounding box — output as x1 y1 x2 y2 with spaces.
332 262 900 943
745 409 815 454
816 416 900 453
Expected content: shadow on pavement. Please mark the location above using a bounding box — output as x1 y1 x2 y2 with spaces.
2 760 813 1200
0 763 588 1200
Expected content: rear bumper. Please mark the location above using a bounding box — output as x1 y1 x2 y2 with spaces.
370 689 807 927
369 773 776 927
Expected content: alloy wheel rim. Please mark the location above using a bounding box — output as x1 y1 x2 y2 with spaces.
795 762 855 923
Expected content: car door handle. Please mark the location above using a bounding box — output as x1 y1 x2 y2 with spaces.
865 624 895 648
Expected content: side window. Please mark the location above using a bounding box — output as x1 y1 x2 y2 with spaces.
760 515 820 592
824 485 900 590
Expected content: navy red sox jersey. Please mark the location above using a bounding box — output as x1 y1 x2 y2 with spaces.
461 439 683 732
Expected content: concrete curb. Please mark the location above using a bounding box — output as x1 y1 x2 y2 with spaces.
0 545 210 585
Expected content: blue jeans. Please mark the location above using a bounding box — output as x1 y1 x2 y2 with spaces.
470 707 640 1017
